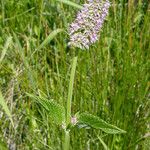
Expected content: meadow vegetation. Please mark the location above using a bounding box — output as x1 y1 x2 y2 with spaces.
0 0 149 149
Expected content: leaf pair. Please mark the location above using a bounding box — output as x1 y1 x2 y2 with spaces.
27 94 126 134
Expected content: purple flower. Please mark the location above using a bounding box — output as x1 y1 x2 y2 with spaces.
68 0 110 49
90 33 98 43
71 116 78 125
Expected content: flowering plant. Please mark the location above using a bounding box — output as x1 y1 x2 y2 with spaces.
69 0 110 49
28 1 126 150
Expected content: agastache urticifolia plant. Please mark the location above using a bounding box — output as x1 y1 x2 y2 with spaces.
68 0 111 49
65 1 126 149
27 1 126 150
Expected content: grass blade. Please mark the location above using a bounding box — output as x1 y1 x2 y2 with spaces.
0 36 12 63
0 90 14 127
98 136 110 150
56 0 83 9
32 28 63 55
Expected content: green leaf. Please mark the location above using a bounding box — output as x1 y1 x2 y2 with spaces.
32 28 63 55
56 0 83 9
0 90 14 127
27 93 65 125
77 113 126 134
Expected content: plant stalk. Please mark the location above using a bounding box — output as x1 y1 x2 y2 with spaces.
64 131 70 150
66 56 78 125
64 56 78 150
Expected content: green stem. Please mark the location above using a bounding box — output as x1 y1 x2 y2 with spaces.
66 56 78 125
64 131 70 150
64 56 78 150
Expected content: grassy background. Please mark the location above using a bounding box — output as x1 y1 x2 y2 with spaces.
0 0 149 149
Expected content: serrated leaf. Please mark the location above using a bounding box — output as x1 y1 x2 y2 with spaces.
78 113 126 134
27 93 65 125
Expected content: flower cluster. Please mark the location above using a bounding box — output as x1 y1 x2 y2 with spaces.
68 0 110 49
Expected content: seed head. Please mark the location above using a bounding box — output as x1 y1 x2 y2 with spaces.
68 0 110 49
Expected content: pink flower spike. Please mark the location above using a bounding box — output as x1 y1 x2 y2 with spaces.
68 0 111 49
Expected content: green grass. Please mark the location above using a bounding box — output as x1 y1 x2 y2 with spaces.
0 0 150 149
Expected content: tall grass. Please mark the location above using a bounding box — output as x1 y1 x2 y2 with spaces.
0 0 149 149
